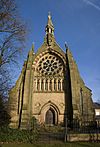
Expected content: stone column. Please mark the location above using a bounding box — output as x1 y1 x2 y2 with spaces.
52 79 54 91
48 79 50 91
44 79 46 91
61 79 63 91
37 79 40 91
56 79 58 91
40 78 42 91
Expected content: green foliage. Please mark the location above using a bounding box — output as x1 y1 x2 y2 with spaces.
0 95 11 127
0 127 39 143
30 116 39 130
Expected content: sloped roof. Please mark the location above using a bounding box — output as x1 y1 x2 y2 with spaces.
93 102 100 109
34 41 66 59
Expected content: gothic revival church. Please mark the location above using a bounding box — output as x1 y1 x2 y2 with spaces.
9 14 94 129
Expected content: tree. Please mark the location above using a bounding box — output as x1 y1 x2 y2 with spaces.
0 0 27 66
0 0 27 93
0 0 27 126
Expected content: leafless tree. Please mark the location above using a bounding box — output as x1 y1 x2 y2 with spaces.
0 0 27 66
0 0 27 95
0 0 27 126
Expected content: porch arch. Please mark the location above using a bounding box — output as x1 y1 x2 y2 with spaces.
40 101 60 125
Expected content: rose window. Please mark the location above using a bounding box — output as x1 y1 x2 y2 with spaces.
38 55 63 76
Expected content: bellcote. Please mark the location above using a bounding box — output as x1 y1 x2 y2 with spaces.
45 13 54 35
44 13 56 46
36 13 65 57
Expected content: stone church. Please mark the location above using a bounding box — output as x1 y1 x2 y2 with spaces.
9 14 94 129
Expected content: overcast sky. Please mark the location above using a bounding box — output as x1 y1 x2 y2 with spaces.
15 0 100 102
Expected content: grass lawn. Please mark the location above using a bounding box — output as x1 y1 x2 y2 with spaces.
1 142 100 147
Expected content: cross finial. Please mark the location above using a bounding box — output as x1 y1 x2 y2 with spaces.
48 11 51 19
48 11 51 16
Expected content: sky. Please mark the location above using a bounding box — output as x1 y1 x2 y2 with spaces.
15 0 100 102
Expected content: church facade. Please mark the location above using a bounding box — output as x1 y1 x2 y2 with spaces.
9 14 94 129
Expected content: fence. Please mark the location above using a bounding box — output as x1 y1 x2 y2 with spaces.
66 120 100 142
37 120 100 142
70 120 100 133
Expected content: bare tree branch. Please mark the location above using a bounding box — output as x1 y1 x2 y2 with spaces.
0 0 27 98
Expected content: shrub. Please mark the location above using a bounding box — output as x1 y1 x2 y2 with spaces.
0 126 39 143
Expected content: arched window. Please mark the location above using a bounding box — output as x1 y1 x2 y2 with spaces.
54 79 56 91
58 79 61 91
45 79 48 91
49 79 52 91
41 79 44 91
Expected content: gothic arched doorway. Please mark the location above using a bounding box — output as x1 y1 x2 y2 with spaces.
45 108 55 125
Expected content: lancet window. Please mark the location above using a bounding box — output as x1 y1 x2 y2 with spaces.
41 79 44 91
34 78 64 92
49 80 52 91
54 79 57 91
58 79 61 91
45 79 48 91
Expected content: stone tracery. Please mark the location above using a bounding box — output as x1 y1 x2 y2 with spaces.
34 53 64 92
37 54 63 76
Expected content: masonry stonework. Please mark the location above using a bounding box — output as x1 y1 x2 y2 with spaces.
9 14 95 129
